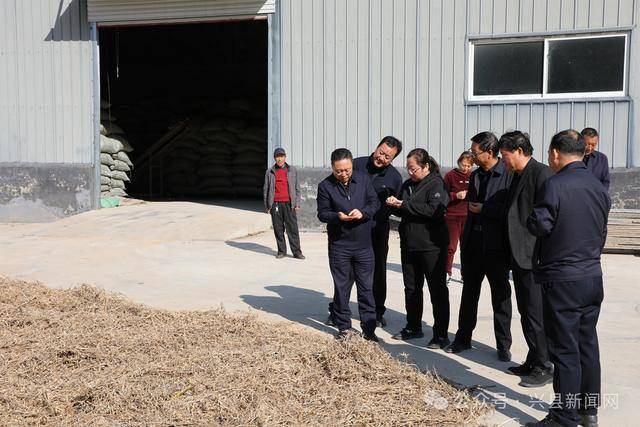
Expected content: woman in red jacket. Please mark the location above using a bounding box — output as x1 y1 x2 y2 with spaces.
444 151 474 283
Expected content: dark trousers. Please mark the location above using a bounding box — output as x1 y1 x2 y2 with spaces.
455 231 512 351
543 276 603 427
328 245 377 334
512 262 550 369
270 201 302 255
372 226 390 319
400 248 449 338
445 215 467 275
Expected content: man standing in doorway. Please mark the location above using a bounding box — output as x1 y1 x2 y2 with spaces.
498 131 554 388
526 130 610 427
352 136 403 327
446 132 513 362
263 148 304 259
317 148 380 341
581 127 610 191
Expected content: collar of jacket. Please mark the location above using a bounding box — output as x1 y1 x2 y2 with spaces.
476 158 506 177
558 160 588 173
490 159 507 176
270 163 289 173
584 151 603 160
410 170 440 190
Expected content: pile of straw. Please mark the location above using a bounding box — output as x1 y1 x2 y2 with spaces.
0 278 488 425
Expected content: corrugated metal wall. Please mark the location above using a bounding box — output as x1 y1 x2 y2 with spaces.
278 0 637 168
87 0 276 24
466 0 636 168
279 0 468 168
0 0 94 164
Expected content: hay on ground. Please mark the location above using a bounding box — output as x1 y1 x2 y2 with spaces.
0 278 488 425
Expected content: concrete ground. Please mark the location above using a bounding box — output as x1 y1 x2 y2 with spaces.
1 201 638 426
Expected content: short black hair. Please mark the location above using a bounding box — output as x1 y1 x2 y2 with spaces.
331 148 353 164
497 131 534 156
470 131 499 157
550 129 586 156
378 136 403 157
581 127 599 138
407 148 440 174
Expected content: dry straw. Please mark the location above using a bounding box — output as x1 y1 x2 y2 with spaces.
0 278 488 425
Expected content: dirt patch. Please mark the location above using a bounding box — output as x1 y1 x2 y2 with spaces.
0 277 488 425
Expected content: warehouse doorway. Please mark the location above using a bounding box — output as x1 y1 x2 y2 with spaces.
97 20 268 201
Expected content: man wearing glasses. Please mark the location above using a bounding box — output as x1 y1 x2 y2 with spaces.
446 131 513 363
350 136 403 327
317 148 380 341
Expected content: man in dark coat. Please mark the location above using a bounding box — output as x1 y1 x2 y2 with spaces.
525 129 610 427
352 136 403 327
581 127 610 191
499 131 554 388
446 132 513 361
317 148 380 341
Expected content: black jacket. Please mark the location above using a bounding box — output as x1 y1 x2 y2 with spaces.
393 173 450 252
316 171 380 249
505 158 553 270
461 160 513 254
353 155 403 230
527 161 610 282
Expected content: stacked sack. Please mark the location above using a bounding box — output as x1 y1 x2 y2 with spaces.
100 101 135 199
163 99 267 198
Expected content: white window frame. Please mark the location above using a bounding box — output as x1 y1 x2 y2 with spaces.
468 32 628 102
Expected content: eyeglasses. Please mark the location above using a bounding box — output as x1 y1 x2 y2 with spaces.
407 167 422 175
468 149 484 159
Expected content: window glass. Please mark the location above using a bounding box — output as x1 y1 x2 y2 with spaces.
547 36 625 93
473 42 544 96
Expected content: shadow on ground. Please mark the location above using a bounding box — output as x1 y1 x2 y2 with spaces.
241 284 546 424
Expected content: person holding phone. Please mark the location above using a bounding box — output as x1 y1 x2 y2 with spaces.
386 148 451 349
317 148 381 341
446 132 514 362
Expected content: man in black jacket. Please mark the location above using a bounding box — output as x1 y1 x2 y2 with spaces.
499 131 554 388
353 136 403 327
446 132 513 361
317 148 380 341
525 130 610 427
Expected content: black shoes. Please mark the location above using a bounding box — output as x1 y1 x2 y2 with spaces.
427 337 451 350
276 252 304 259
376 316 387 328
445 341 471 354
391 328 424 341
497 349 512 362
507 363 534 376
363 332 380 342
519 367 554 388
580 414 598 427
325 315 337 327
525 415 563 426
